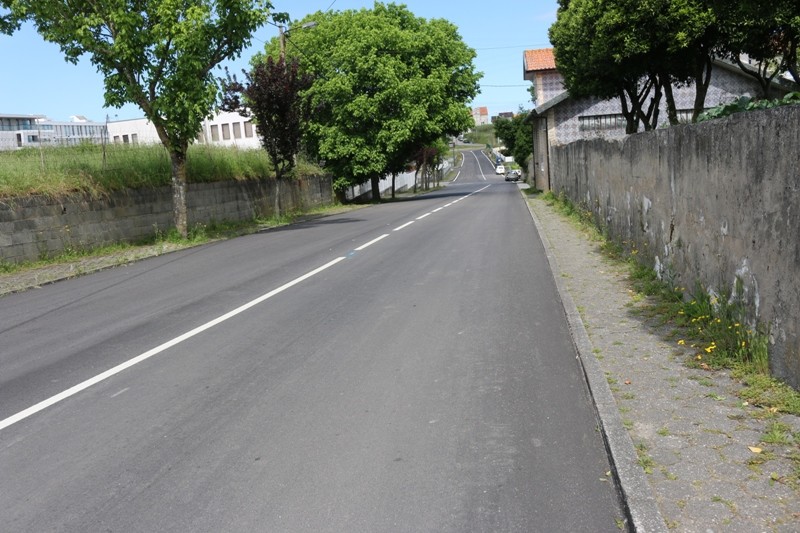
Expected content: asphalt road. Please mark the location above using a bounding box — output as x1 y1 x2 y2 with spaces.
0 150 625 532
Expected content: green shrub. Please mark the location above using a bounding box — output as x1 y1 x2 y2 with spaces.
698 92 800 122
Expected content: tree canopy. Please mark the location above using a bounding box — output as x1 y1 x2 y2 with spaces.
713 0 800 93
257 2 480 200
549 0 799 131
493 109 532 171
2 0 276 236
221 58 314 182
549 0 656 133
220 56 314 216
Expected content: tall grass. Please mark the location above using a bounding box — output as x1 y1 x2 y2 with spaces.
0 143 311 199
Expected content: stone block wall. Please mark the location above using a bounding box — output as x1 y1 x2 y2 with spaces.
551 106 800 388
0 175 333 264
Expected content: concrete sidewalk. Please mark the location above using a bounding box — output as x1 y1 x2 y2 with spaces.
526 191 800 532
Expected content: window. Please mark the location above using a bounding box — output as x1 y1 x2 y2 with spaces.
578 113 627 131
210 124 220 141
114 136 120 143
675 109 696 124
122 134 130 144
222 123 231 140
244 121 254 138
27 135 39 142
233 122 242 139
131 133 138 144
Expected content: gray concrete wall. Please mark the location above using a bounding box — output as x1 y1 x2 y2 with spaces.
0 175 333 264
550 106 800 388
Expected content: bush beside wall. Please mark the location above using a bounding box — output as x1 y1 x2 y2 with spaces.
551 106 800 388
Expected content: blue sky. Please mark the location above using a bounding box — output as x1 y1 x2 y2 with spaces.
0 0 558 122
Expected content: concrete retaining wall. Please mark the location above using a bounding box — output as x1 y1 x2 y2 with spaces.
0 175 333 264
551 106 800 388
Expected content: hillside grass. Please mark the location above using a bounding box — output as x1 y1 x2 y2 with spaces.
0 143 323 199
464 124 496 147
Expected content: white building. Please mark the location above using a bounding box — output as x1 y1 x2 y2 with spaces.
0 114 107 150
107 111 262 149
1 110 263 151
471 106 490 126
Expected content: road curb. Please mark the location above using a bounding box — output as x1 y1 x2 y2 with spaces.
522 190 667 533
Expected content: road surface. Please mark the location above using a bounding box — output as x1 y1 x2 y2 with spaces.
0 150 625 531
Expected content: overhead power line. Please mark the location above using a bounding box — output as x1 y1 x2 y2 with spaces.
475 44 550 51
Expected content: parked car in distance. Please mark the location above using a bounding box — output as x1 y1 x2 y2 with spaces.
495 164 505 175
504 170 521 182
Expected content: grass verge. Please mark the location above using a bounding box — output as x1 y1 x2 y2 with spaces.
538 190 800 416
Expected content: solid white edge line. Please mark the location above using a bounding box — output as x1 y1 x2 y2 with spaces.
416 213 431 220
354 234 389 251
433 207 444 213
393 221 415 231
0 256 347 432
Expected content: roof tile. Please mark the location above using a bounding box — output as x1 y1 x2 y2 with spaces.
524 48 556 72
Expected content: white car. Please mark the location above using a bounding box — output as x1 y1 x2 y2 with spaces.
495 164 505 175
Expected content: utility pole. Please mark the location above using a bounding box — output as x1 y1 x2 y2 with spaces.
279 25 286 61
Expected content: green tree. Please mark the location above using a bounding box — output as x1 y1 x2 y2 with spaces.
714 0 800 95
550 0 656 133
550 0 721 129
259 2 479 201
493 109 532 172
2 0 276 237
220 57 314 216
0 7 16 34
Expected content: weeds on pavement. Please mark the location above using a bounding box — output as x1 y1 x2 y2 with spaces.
538 191 800 416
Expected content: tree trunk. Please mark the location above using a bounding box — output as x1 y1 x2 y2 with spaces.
662 76 679 126
618 87 639 134
691 53 713 123
274 178 282 219
391 173 396 199
735 57 776 99
637 74 661 131
371 174 381 202
169 149 189 239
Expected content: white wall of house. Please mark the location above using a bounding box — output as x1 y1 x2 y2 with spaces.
106 118 160 145
106 111 262 149
535 71 565 105
197 111 261 149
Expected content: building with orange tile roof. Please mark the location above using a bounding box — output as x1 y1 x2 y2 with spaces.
471 106 490 126
521 47 789 191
